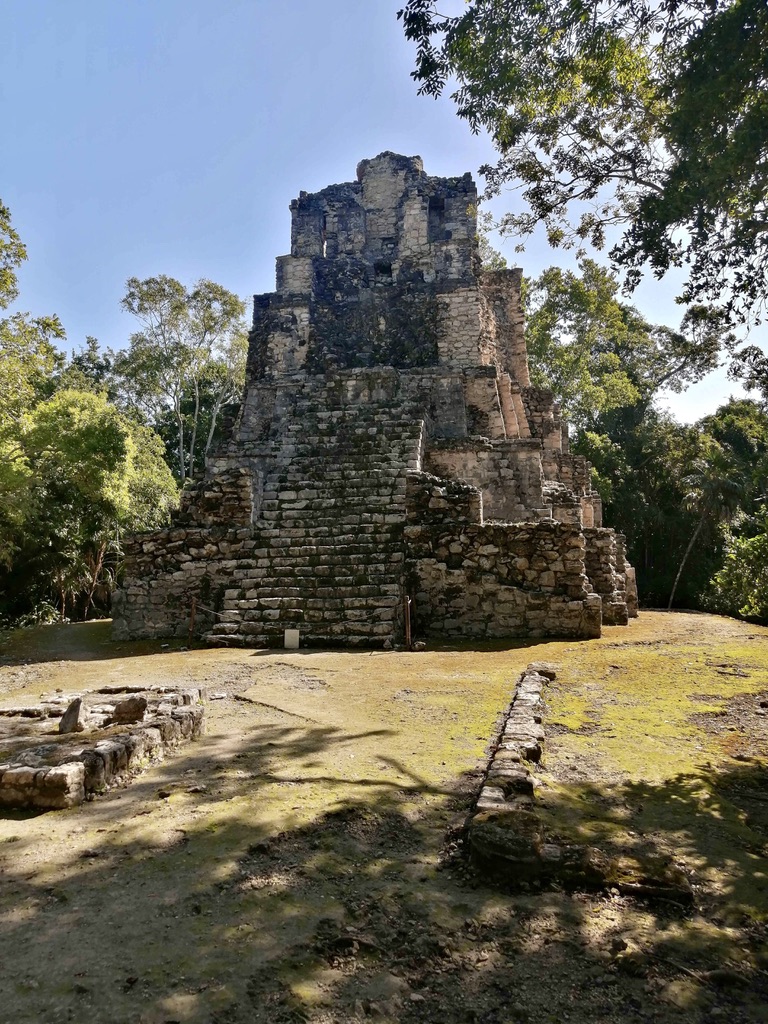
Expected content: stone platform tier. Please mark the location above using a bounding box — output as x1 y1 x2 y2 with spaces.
113 152 637 646
116 370 426 646
114 368 630 646
208 372 426 645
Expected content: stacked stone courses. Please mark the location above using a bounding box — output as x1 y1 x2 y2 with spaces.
113 152 637 646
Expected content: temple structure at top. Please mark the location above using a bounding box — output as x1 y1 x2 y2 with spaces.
113 152 637 646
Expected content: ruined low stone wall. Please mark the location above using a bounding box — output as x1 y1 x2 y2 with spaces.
405 521 602 639
468 665 691 900
0 691 205 811
584 527 630 626
112 526 248 641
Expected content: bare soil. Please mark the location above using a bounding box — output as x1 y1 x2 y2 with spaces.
0 612 767 1024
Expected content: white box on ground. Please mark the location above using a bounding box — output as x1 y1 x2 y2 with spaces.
284 629 300 649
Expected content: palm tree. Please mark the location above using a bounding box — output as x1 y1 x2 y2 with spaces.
667 442 745 610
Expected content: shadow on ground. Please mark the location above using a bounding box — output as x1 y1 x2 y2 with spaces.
1 712 767 1024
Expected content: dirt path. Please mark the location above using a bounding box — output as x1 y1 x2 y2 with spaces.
0 613 766 1024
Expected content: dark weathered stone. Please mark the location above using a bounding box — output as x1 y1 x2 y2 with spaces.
608 857 693 905
469 809 544 881
112 695 148 724
113 153 636 647
525 662 558 679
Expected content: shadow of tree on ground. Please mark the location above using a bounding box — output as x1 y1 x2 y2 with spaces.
1 712 767 1024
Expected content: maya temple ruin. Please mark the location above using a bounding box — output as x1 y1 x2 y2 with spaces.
112 152 638 647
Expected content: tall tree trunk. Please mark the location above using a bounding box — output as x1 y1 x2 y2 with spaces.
205 393 226 458
83 542 107 620
668 514 706 610
175 401 186 485
189 377 200 479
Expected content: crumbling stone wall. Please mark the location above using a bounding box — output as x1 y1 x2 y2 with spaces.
115 153 636 646
584 527 635 626
426 439 547 522
404 517 602 640
0 687 205 811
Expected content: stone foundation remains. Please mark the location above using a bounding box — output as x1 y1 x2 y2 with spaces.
0 686 205 810
468 665 692 901
113 152 637 646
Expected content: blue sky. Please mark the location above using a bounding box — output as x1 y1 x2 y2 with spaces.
2 0 758 421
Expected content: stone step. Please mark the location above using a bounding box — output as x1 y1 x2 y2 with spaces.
225 576 402 592
224 580 402 596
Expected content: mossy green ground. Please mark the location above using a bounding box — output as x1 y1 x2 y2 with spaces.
0 612 766 1024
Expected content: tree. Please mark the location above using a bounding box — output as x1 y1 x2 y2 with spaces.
55 336 115 395
0 202 67 570
399 0 768 320
0 205 181 623
730 344 768 402
576 410 709 604
525 259 727 429
3 390 177 621
0 313 65 425
699 398 768 526
667 440 745 609
0 200 27 309
709 521 768 621
115 276 248 483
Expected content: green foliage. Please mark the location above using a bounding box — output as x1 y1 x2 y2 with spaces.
699 398 768 532
114 275 248 482
399 0 768 320
55 336 115 395
666 437 746 608
574 410 709 605
1 390 178 621
0 200 27 310
620 0 768 314
25 391 131 512
0 314 65 426
729 344 768 407
0 209 182 623
693 400 768 620
526 261 640 428
525 259 727 429
0 217 67 571
708 523 768 621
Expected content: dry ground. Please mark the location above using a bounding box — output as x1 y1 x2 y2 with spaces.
0 611 766 1024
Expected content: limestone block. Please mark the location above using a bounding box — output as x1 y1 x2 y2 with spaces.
113 696 148 725
59 697 89 734
39 763 85 808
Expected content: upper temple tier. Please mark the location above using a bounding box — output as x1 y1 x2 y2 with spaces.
247 151 530 383
112 153 638 647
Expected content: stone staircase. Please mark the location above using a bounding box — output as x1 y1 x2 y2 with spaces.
206 374 425 645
